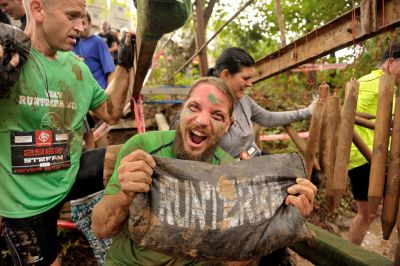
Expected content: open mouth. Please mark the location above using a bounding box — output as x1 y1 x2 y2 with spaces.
68 36 77 44
189 129 207 145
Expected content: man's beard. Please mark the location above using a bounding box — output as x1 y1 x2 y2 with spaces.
173 123 219 163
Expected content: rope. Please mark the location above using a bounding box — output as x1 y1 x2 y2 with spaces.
132 95 146 134
381 0 385 27
168 0 255 80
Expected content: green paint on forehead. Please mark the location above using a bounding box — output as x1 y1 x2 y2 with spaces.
208 93 219 104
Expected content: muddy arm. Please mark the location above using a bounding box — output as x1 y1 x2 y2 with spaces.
91 192 133 239
92 150 155 239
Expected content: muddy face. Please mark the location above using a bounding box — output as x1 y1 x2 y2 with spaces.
173 84 231 162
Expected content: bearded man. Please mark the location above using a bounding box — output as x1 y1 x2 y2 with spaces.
92 77 317 265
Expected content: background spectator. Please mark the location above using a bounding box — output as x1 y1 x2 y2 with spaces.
98 20 119 65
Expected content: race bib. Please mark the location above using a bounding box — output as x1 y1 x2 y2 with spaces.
11 130 71 174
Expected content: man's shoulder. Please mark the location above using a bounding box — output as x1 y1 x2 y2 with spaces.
128 130 175 148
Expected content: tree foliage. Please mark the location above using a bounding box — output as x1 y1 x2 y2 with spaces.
147 0 400 153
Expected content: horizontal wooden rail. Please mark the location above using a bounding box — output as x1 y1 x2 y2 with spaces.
292 223 393 266
252 0 400 83
260 131 309 141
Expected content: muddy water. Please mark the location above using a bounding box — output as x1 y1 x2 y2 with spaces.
340 217 398 260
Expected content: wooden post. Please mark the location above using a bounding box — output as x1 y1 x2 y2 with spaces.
323 93 341 210
360 0 372 35
381 91 400 240
371 0 377 32
368 74 395 214
274 0 287 46
352 130 372 163
284 124 321 171
304 84 328 179
319 84 333 185
332 80 359 209
354 115 376 129
194 0 208 77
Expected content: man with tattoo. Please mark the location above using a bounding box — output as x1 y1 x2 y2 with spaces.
92 77 317 265
0 0 134 265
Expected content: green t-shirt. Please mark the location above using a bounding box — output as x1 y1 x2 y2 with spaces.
349 69 383 169
0 48 107 218
105 130 235 265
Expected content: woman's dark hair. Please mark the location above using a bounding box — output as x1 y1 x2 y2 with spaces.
382 43 400 60
206 47 255 77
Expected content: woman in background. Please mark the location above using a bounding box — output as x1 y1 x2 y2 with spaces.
207 47 315 160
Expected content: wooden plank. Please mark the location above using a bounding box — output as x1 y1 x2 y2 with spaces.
382 94 400 240
252 0 400 83
194 0 209 76
354 115 375 129
109 118 155 130
368 74 395 214
155 113 170 131
332 80 359 209
352 130 372 163
132 35 159 99
132 0 191 99
292 223 393 266
141 86 190 95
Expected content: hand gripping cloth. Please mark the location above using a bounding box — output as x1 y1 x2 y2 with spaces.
128 153 311 261
0 23 31 98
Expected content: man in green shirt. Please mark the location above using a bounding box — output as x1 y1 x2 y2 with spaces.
348 43 400 245
92 77 317 265
0 0 134 265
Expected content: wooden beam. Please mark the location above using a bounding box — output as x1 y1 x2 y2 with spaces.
194 0 209 76
354 115 375 129
141 86 190 95
252 0 400 83
274 0 287 46
132 0 191 99
155 113 170 131
132 35 159 99
292 223 393 266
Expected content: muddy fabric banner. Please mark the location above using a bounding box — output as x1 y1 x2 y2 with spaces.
128 154 310 260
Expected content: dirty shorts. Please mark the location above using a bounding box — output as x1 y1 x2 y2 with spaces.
2 200 64 265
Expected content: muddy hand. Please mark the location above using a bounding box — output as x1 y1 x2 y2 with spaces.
117 32 136 69
0 44 20 69
285 177 317 217
118 149 155 199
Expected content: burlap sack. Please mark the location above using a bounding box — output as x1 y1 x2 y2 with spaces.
128 153 311 261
